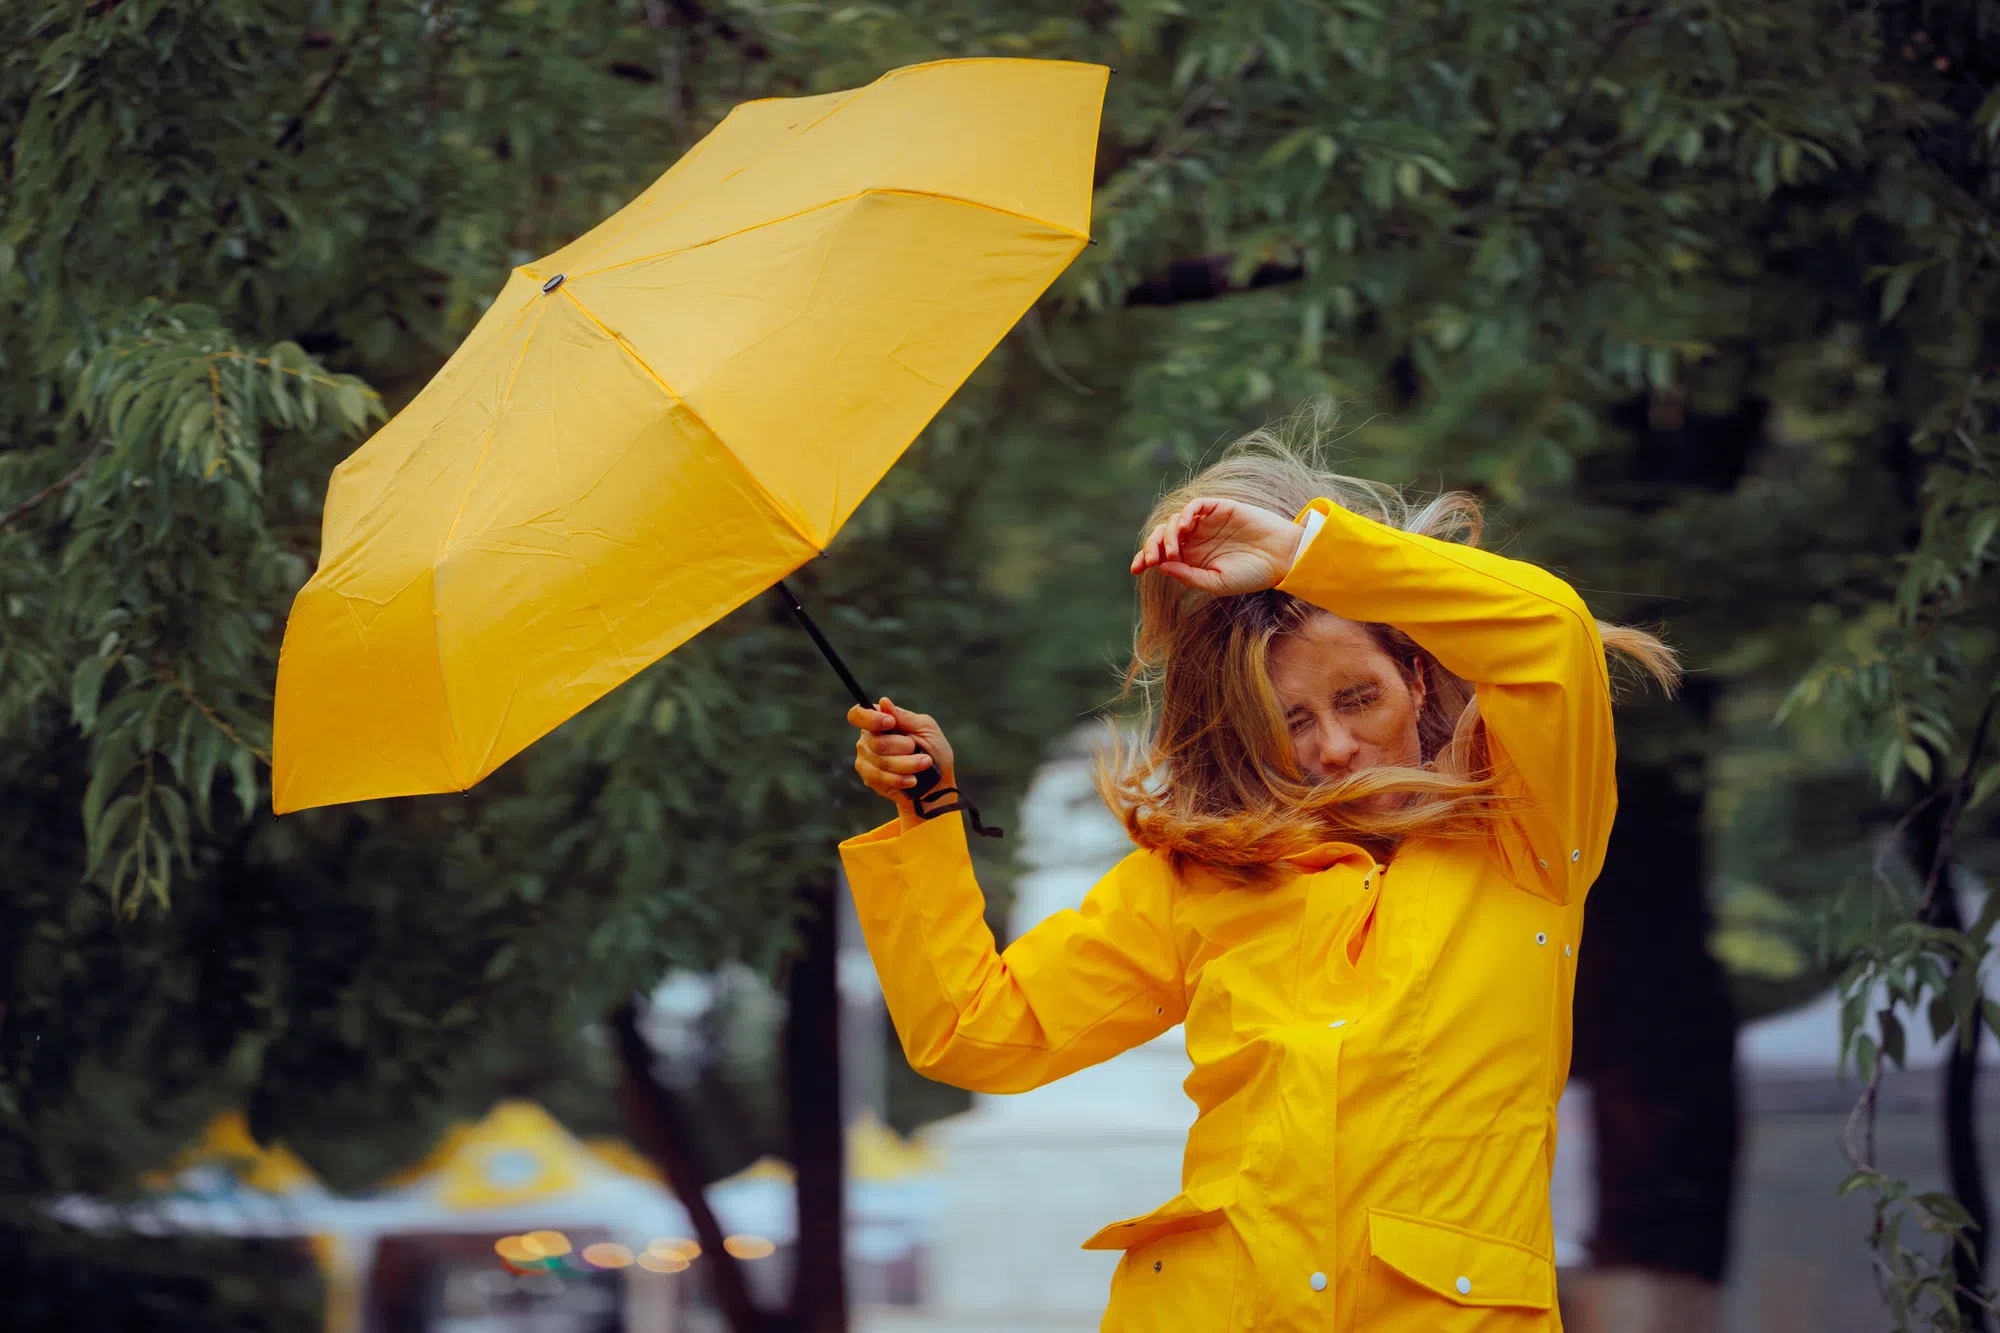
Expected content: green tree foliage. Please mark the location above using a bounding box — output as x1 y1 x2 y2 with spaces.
0 4 1148 1320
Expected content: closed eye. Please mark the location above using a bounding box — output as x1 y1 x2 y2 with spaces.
1335 686 1382 711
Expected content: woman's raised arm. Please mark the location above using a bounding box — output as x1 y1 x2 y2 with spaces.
1277 497 1615 903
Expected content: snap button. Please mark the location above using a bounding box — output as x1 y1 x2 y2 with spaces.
1537 858 1547 869
1155 1006 1164 1015
1456 1276 1472 1295
1535 932 1547 946
1328 1019 1346 1029
1570 849 1581 862
1565 944 1573 956
1309 1272 1327 1292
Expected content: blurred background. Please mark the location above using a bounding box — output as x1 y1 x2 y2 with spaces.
2 2 1998 1331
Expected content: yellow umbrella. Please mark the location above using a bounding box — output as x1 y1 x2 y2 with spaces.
273 58 1106 814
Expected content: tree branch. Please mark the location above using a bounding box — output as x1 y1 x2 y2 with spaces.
609 1000 770 1333
1919 688 2000 915
0 439 109 534
210 3 381 244
1123 254 1304 306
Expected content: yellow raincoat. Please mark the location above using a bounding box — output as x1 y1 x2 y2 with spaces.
839 498 1613 1331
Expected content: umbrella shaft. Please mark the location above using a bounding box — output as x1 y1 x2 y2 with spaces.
773 580 875 712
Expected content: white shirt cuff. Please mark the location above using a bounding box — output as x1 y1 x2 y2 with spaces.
1290 506 1328 570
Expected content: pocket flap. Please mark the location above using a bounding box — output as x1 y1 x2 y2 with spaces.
1080 1182 1234 1252
1367 1209 1554 1309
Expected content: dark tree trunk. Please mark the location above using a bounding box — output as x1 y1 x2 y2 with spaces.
1913 795 1988 1327
1572 686 1740 1286
609 1001 769 1333
785 877 849 1333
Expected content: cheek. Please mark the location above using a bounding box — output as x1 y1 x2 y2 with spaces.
1362 698 1423 764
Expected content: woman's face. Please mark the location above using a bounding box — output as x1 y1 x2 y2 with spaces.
1266 614 1425 809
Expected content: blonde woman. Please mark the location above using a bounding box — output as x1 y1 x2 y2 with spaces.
842 430 1677 1332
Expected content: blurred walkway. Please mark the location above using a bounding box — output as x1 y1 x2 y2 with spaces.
1724 1109 2000 1333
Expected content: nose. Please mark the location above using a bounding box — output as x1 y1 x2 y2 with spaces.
1314 719 1361 775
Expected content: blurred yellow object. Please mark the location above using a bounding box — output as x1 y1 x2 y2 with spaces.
845 1109 936 1182
142 1111 320 1196
647 1237 701 1259
523 1229 572 1257
636 1249 691 1274
432 1100 585 1210
723 1234 776 1260
273 57 1106 813
583 1136 663 1184
494 1235 540 1264
377 1121 473 1190
724 1155 794 1185
582 1241 635 1269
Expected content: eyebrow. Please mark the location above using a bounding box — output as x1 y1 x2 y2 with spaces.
1285 682 1382 718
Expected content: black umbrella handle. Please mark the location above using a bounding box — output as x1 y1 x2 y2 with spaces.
772 581 1001 837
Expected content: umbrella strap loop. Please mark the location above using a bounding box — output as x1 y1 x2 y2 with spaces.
913 786 1004 839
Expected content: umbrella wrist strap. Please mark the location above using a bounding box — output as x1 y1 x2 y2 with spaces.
914 785 1003 838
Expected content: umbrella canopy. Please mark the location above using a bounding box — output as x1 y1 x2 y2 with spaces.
274 58 1107 813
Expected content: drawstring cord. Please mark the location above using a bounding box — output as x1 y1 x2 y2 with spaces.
914 785 1004 838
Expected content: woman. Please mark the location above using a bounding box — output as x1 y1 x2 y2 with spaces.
840 432 1677 1332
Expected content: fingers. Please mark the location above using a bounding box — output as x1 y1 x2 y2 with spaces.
1168 500 1196 563
850 696 949 798
853 737 925 794
1157 559 1226 595
1136 520 1176 572
844 700 892 732
1133 499 1227 574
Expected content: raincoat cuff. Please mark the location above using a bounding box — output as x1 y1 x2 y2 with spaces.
838 805 970 865
1275 496 1385 610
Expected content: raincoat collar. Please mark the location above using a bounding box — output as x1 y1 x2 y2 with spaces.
1281 841 1379 873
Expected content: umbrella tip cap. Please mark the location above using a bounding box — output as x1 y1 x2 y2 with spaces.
541 273 567 294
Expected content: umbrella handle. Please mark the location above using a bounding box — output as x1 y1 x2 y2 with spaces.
772 580 1002 837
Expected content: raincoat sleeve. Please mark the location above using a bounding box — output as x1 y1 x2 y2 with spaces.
838 811 1184 1095
1277 498 1615 904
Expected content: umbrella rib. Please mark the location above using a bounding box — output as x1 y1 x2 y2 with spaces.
569 188 1088 284
552 286 824 555
564 85 863 266
433 295 550 789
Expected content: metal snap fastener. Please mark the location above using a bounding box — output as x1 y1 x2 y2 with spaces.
1535 932 1547 946
1456 1276 1472 1295
1309 1272 1327 1292
1570 849 1581 862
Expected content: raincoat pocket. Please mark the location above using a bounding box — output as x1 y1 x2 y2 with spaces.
1090 1186 1240 1333
1081 1183 1233 1252
1364 1209 1555 1324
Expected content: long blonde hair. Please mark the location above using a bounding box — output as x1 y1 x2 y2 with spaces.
1096 422 1680 881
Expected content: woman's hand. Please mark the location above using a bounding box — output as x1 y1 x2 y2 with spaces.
1130 497 1305 596
850 697 957 831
